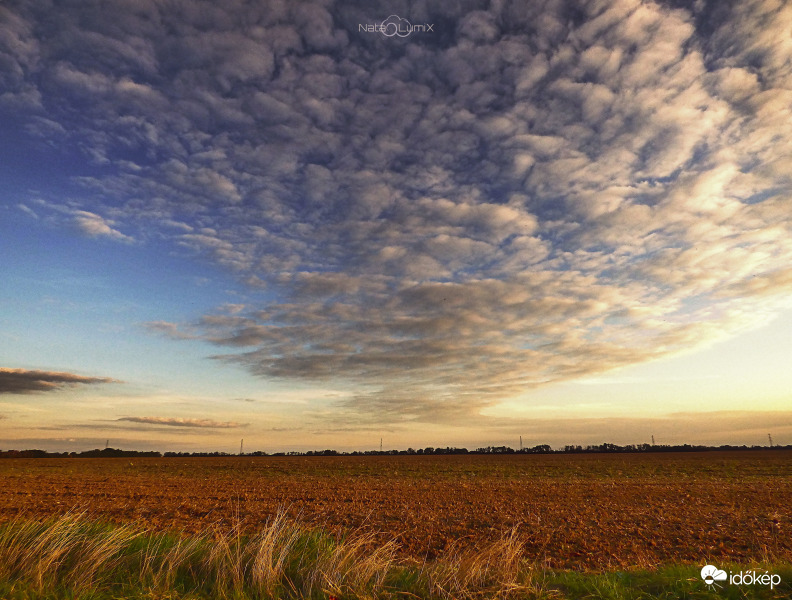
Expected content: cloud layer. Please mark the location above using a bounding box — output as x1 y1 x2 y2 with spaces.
117 417 246 429
0 368 118 394
2 0 791 424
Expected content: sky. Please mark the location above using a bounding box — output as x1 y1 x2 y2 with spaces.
1 0 791 453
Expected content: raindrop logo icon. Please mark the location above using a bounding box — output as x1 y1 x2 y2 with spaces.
701 565 727 588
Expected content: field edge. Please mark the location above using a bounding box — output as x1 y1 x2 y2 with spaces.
1 514 790 600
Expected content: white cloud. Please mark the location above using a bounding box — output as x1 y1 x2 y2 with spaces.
73 211 133 242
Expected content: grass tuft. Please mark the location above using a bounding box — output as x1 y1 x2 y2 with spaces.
0 515 790 599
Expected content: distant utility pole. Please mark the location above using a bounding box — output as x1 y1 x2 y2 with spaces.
651 435 655 446
380 438 383 452
240 438 244 455
768 434 774 448
105 439 109 449
520 436 523 451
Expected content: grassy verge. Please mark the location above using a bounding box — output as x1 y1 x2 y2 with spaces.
0 514 789 599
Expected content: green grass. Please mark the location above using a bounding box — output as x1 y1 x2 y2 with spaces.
543 565 792 599
0 514 789 600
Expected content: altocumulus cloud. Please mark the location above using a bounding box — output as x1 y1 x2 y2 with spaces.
0 368 119 394
117 417 247 429
2 0 791 424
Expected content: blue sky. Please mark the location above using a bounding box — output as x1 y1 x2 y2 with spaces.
1 0 791 452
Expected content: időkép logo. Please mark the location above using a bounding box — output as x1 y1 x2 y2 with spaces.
701 564 781 590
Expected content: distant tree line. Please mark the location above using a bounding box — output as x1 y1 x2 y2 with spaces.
557 442 792 453
0 447 161 458
253 443 789 456
1 443 789 458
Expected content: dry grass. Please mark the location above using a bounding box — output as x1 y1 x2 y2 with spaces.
0 512 538 599
0 513 139 594
424 528 538 599
2 514 790 600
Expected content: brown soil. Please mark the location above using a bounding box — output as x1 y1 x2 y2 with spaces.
0 451 789 569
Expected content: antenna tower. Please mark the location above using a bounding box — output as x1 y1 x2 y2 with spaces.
768 433 774 448
651 435 655 446
240 438 244 455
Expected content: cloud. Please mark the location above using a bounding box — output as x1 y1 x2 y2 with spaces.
117 416 247 429
0 368 119 394
0 5 41 110
17 203 39 219
143 321 198 341
25 200 134 243
3 0 792 424
72 210 134 242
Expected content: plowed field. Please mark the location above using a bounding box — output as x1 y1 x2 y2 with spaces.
1 452 789 569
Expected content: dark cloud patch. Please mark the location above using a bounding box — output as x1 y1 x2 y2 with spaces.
3 0 791 423
117 417 247 429
0 368 119 394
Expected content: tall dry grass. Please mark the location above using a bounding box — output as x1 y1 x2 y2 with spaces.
0 513 541 599
423 528 543 599
0 514 139 593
